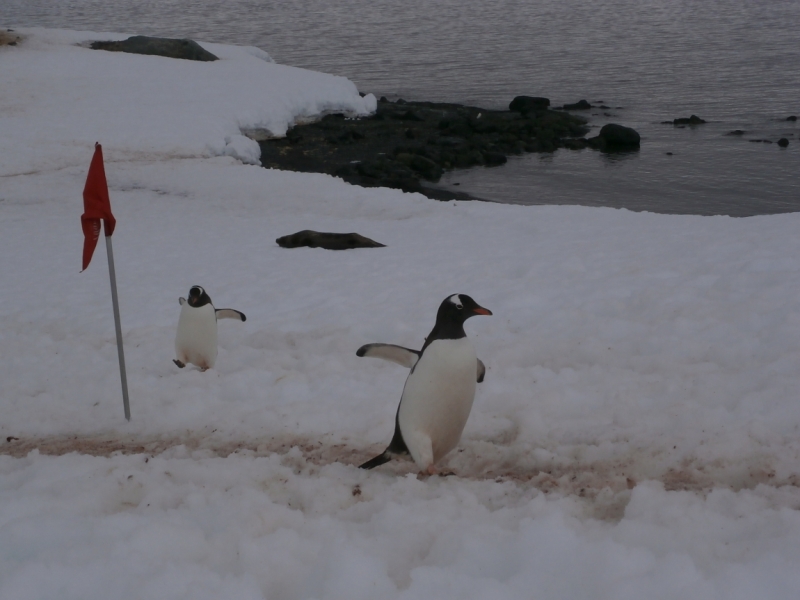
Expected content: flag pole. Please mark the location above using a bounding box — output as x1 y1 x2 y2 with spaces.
104 229 130 421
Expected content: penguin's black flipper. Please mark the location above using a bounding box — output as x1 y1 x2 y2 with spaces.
359 450 392 470
215 308 246 321
173 359 186 368
357 343 420 368
477 358 486 383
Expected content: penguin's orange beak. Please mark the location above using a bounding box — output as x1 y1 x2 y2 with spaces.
473 306 492 316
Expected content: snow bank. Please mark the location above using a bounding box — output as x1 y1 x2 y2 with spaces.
0 28 375 175
2 451 800 600
1 27 799 599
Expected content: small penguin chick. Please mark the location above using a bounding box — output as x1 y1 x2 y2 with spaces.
174 285 246 371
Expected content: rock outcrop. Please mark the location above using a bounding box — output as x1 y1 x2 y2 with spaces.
587 123 641 151
670 115 706 125
276 231 385 250
562 100 592 110
90 36 218 62
259 98 590 200
509 96 551 114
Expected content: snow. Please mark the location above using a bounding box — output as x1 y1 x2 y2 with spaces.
0 28 376 174
2 27 800 599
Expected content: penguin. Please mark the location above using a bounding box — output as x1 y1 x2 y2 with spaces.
174 285 246 371
357 294 491 474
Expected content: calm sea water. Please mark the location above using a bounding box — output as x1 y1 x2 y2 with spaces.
3 0 798 216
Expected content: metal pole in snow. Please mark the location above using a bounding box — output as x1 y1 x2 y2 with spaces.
105 232 130 421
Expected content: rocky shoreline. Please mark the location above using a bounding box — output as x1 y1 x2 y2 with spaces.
258 96 639 201
76 35 642 201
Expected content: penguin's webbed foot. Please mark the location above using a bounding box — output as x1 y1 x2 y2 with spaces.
173 359 185 368
417 465 455 478
415 465 438 479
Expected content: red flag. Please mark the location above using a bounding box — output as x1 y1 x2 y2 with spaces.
81 143 116 271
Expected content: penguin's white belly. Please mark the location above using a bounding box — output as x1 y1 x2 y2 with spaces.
175 304 218 369
398 338 477 466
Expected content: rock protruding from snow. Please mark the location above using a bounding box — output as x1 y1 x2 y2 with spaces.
276 230 386 250
90 36 219 62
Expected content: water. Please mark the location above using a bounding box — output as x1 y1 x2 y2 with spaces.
3 0 798 215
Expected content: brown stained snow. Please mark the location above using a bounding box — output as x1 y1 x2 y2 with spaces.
4 432 799 521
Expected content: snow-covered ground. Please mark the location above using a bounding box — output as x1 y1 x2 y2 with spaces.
2 28 800 599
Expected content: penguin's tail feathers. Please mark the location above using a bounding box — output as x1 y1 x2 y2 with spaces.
359 450 392 470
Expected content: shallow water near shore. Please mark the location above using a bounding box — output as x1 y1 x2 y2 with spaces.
4 0 799 215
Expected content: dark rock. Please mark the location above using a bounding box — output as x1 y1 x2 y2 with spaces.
787 116 797 121
563 99 592 110
436 136 467 147
725 130 745 136
258 97 590 201
454 149 485 168
285 128 304 143
672 115 706 125
749 139 772 143
778 138 790 147
509 96 550 114
395 153 444 181
483 152 508 166
438 118 474 138
330 129 365 143
276 230 385 250
561 138 589 150
395 110 424 122
90 36 219 61
587 123 641 150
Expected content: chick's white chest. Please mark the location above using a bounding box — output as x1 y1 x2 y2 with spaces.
175 303 218 368
398 337 477 463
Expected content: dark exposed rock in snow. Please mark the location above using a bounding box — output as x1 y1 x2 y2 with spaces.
90 36 218 62
276 230 386 250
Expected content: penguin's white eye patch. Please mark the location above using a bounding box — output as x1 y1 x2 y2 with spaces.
448 294 463 309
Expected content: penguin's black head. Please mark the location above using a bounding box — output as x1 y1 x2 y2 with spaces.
187 285 212 307
420 294 492 350
435 294 492 326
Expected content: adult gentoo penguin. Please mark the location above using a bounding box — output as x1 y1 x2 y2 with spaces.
174 285 246 371
358 294 491 474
